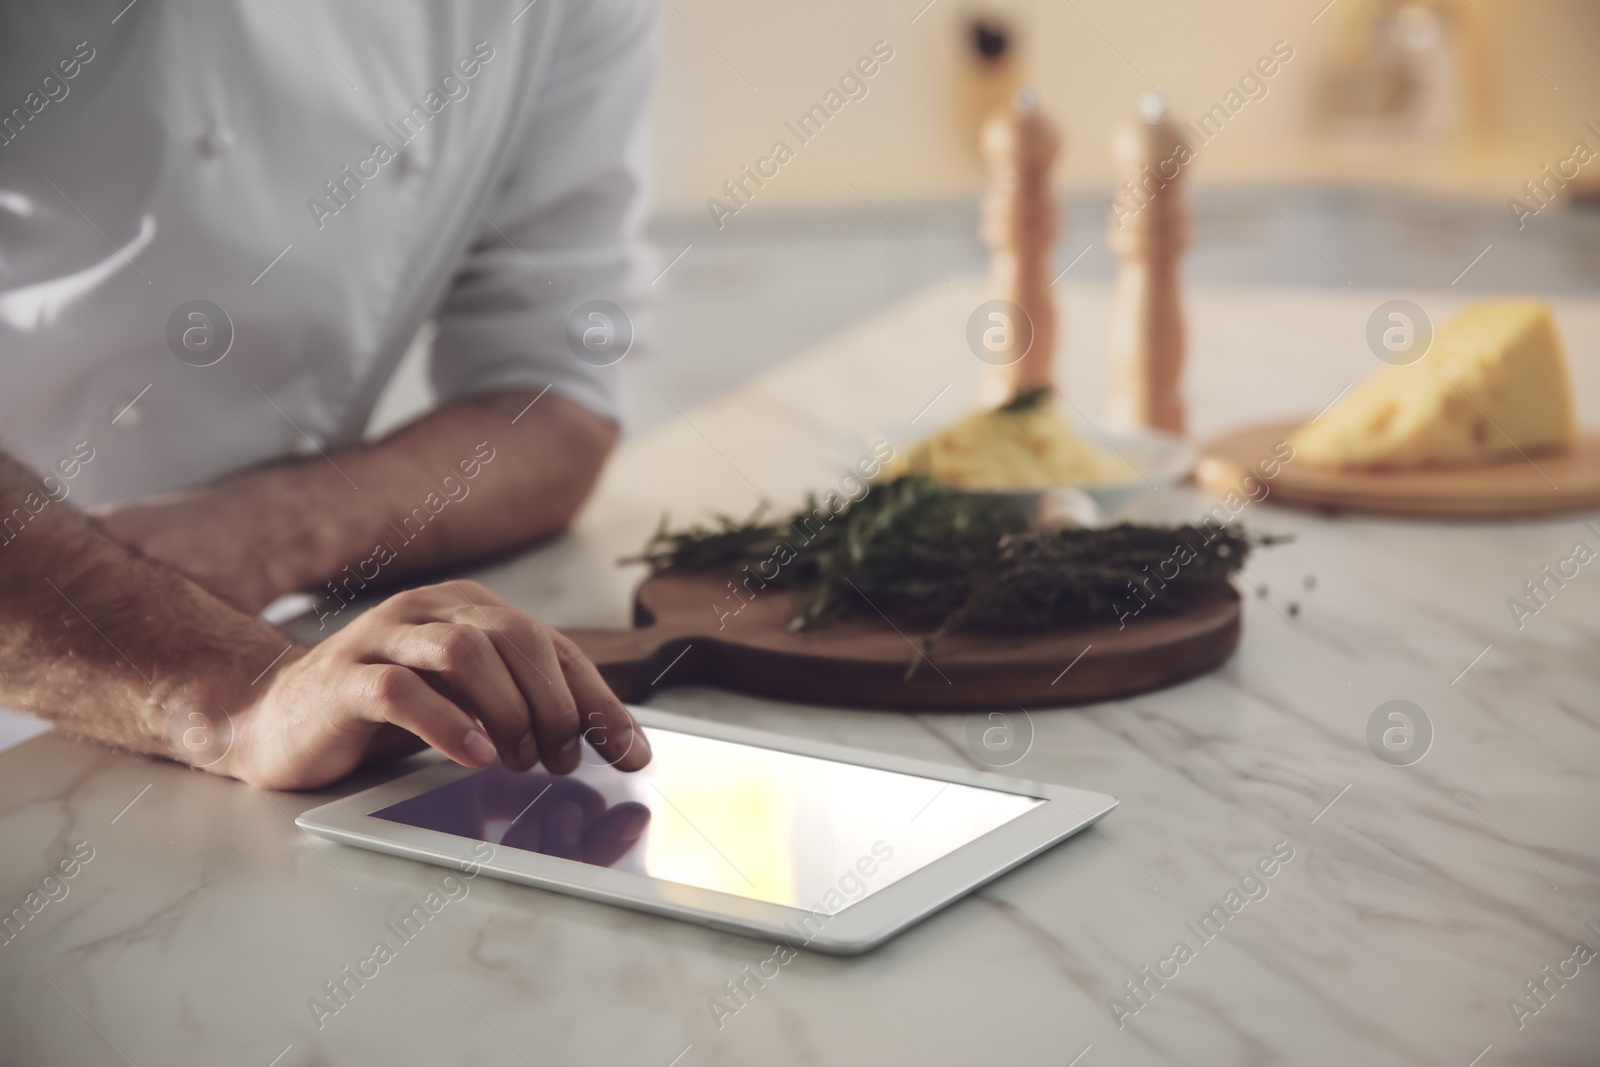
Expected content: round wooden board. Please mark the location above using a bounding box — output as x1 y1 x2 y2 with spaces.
1199 420 1600 519
562 572 1240 712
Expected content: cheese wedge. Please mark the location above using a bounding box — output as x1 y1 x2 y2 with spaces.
1292 300 1577 469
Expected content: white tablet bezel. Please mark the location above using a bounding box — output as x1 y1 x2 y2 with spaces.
295 707 1117 955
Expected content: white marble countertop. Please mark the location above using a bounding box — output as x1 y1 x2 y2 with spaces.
3 280 1599 1066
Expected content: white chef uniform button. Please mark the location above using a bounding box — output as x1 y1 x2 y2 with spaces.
196 126 235 158
398 145 431 175
110 396 143 428
291 433 325 457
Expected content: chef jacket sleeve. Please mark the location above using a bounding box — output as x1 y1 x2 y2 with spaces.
429 0 656 424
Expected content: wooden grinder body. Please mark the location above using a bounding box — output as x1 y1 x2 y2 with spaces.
1106 108 1191 434
980 95 1060 402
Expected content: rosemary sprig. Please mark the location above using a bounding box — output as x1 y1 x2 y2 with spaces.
997 385 1052 413
627 476 1280 635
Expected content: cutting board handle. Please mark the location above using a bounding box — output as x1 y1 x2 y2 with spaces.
556 570 1241 711
560 625 700 703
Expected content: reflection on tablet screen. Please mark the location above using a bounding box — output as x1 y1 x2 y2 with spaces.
373 727 1041 910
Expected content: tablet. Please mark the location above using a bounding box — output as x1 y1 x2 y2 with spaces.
296 707 1116 955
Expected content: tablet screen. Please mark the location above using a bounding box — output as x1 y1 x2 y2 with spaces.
373 726 1042 912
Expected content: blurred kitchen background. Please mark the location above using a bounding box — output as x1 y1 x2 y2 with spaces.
375 0 1600 440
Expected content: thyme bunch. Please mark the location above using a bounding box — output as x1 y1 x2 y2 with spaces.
629 476 1275 635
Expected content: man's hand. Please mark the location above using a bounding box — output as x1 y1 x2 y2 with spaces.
0 393 631 793
222 581 651 791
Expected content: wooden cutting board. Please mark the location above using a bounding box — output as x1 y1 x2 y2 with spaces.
561 571 1240 711
1199 420 1600 519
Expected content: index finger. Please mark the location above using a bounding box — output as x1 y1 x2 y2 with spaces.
549 629 651 771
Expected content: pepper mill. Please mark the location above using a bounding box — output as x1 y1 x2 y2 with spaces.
1105 93 1190 434
978 87 1060 404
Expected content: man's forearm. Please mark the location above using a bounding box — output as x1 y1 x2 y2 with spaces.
0 453 294 759
96 389 617 613
302 389 617 590
0 444 650 791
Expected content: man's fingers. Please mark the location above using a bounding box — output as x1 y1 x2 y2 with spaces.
474 610 583 775
542 778 607 823
549 629 651 771
378 622 538 771
384 579 514 623
582 802 652 867
370 582 646 776
542 799 585 860
356 665 497 769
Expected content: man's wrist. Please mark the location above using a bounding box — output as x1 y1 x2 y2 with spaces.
166 638 310 780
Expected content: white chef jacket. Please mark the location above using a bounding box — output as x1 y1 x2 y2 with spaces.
0 0 655 509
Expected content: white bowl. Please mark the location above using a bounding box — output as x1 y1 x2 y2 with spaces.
950 430 1194 526
1077 427 1197 515
834 418 1195 525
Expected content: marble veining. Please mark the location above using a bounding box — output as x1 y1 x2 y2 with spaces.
1 281 1598 1065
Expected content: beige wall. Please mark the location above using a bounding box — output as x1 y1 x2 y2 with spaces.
648 0 1600 215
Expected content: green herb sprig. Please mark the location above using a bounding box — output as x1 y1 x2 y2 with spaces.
996 385 1052 414
627 477 1279 639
